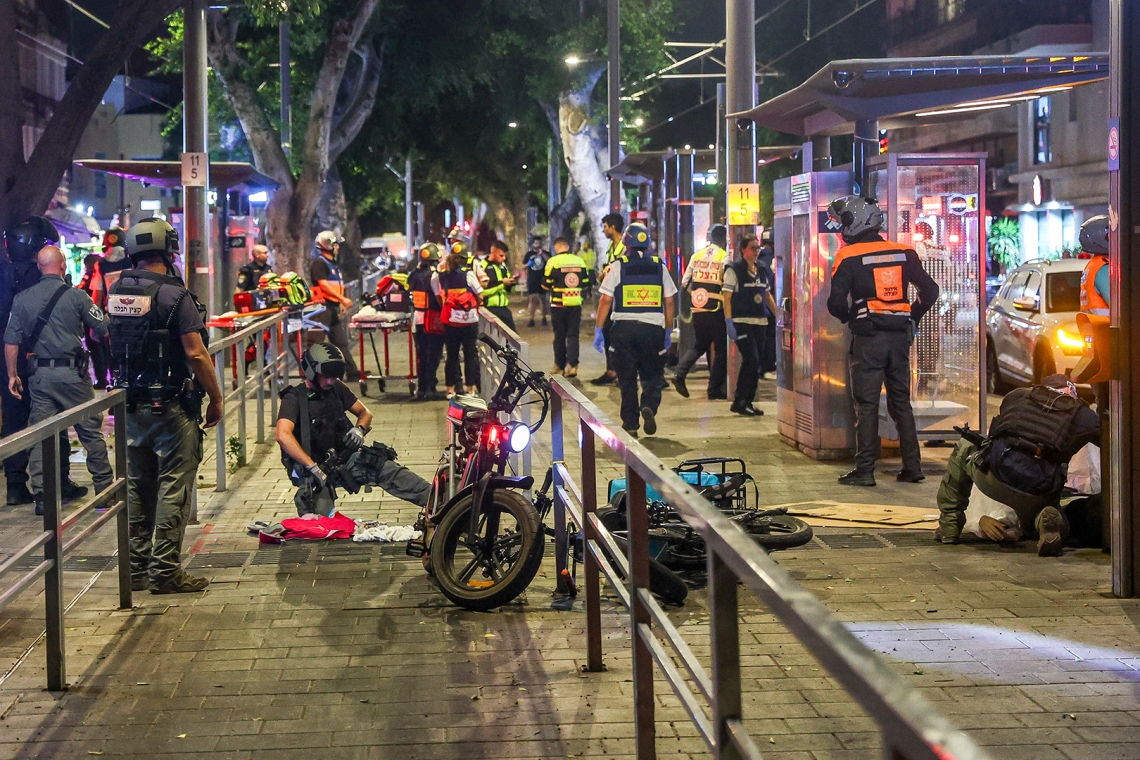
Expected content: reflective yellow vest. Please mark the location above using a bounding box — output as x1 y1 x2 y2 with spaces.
687 245 728 313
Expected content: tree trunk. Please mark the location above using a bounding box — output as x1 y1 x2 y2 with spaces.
493 194 529 272
548 184 581 245
0 0 184 227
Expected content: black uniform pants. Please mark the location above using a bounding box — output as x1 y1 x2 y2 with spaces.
487 305 516 332
413 328 444 393
87 331 111 388
849 331 921 474
0 364 69 489
315 302 360 381
444 324 479 389
602 316 615 372
609 321 667 431
734 323 764 406
551 306 582 369
762 320 777 374
675 310 727 398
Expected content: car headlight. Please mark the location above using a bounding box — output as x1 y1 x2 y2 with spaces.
506 421 531 453
1056 326 1084 349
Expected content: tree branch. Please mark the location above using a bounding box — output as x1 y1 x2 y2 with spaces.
328 37 384 163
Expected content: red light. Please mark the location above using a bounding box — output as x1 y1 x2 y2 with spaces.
913 233 925 242
1077 252 1093 259
948 233 960 243
463 221 471 231
485 425 501 446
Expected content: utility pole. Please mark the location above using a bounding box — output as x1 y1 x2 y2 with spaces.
608 0 621 212
405 157 413 252
280 21 291 157
725 0 757 257
183 0 213 316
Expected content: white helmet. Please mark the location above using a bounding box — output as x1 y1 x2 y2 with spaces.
1079 214 1109 255
315 230 341 252
827 196 885 238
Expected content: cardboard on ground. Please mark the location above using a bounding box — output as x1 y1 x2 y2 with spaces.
775 500 939 530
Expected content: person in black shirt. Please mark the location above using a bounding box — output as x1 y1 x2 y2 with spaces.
236 244 272 292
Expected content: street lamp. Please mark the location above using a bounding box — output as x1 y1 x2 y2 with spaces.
508 121 518 128
565 55 581 66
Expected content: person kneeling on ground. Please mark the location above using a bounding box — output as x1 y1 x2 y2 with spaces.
276 342 430 516
935 374 1100 556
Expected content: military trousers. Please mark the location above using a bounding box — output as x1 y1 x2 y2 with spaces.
413 329 445 394
27 367 113 496
294 458 432 516
0 363 69 489
126 405 202 586
849 331 922 474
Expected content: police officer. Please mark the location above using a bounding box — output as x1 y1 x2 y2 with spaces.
4 246 113 514
276 343 430 516
0 217 78 506
236 244 272 292
310 230 360 381
758 228 777 380
482 239 517 330
594 223 677 437
589 213 626 386
408 243 446 400
826 196 940 487
673 223 730 399
722 233 777 417
544 237 590 377
935 375 1100 556
107 218 224 594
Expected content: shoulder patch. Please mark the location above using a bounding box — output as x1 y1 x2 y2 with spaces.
106 294 153 317
88 304 104 320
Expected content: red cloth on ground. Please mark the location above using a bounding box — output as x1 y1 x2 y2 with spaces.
276 512 356 540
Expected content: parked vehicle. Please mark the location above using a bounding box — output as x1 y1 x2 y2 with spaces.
986 258 1087 392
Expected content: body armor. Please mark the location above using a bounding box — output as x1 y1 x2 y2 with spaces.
613 253 665 316
989 386 1083 463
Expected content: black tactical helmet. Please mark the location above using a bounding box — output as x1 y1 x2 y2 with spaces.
761 228 773 245
707 223 727 246
1079 215 1109 255
302 342 346 383
103 226 126 250
4 216 59 263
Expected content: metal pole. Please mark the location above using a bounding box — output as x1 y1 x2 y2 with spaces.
256 329 266 444
405 158 413 256
270 323 280 423
237 344 247 467
709 551 743 760
580 421 603 672
725 0 756 253
625 467 655 757
183 0 213 316
852 118 879 196
279 21 291 157
608 0 621 212
811 135 832 170
214 353 226 493
551 391 568 596
42 437 64 691
114 397 131 610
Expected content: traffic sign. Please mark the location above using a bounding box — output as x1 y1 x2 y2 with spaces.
1108 118 1120 171
181 152 208 187
727 183 760 225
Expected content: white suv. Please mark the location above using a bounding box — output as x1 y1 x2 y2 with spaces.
985 258 1088 392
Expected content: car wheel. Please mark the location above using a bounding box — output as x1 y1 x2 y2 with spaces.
1033 344 1057 384
986 342 1007 394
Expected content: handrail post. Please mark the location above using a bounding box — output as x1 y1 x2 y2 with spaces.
42 436 65 691
237 343 247 467
114 396 131 610
256 329 266 444
270 323 280 423
581 419 603 672
626 466 656 758
214 350 226 492
709 550 743 760
551 392 568 596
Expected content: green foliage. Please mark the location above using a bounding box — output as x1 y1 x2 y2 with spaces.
225 435 245 473
988 217 1021 270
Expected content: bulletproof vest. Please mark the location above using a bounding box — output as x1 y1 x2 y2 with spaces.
279 384 354 468
106 270 202 401
437 269 469 297
546 253 586 307
729 261 768 320
989 386 1084 463
407 266 440 312
613 253 665 315
687 245 727 313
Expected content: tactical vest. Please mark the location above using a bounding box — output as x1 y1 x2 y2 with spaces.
613 253 665 315
437 269 471 298
989 385 1084 463
408 266 440 312
482 262 512 308
1080 256 1109 315
546 253 587 307
687 245 727 313
279 384 354 471
728 261 768 321
311 254 344 302
107 270 205 404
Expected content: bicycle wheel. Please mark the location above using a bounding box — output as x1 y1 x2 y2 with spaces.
744 514 814 551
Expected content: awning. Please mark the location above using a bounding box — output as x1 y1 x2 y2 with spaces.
606 146 801 184
732 54 1108 137
71 160 279 192
45 206 102 242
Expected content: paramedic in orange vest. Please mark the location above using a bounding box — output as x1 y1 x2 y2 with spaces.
1076 214 1110 426
826 196 940 487
310 230 359 381
1079 215 1110 317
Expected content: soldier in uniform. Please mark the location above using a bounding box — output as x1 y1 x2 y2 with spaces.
673 223 729 400
4 246 113 514
107 218 223 594
482 239 517 330
408 243 446 400
544 237 589 377
236 244 272 292
594 223 677 437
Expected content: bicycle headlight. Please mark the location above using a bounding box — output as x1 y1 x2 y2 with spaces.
506 421 531 453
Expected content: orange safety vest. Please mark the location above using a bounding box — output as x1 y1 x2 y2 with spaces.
1080 255 1109 316
831 240 913 320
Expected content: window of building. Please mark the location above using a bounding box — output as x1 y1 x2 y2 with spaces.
1068 89 1079 122
1034 97 1052 165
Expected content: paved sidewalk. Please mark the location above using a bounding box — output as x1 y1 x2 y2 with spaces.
0 297 1135 760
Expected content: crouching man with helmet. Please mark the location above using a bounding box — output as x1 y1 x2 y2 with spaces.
108 218 224 594
276 343 430 517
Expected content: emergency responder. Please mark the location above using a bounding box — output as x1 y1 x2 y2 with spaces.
524 236 549 327
758 228 777 380
1080 215 1110 316
408 243 445 400
482 239 517 330
236 244 272 292
935 375 1100 556
107 218 224 594
590 213 626 386
446 225 479 274
276 343 430 516
433 248 483 396
722 233 777 417
673 224 730 400
594 223 677 437
0 217 78 506
4 246 113 515
78 227 128 388
544 237 589 377
310 230 360 381
578 236 596 302
826 196 940 487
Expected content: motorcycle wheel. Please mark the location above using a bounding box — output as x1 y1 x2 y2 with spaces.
429 488 545 612
744 514 814 551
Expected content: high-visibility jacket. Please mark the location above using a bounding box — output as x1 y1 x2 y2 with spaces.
482 261 514 308
605 240 626 267
826 238 940 335
686 244 728 313
1080 255 1109 316
544 252 589 307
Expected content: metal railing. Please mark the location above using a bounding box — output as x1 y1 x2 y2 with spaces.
0 390 130 691
548 377 991 760
477 309 532 482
